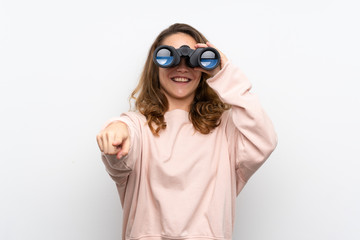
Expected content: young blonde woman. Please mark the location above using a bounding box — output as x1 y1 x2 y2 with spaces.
96 23 277 240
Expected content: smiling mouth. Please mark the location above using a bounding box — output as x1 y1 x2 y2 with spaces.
171 77 191 83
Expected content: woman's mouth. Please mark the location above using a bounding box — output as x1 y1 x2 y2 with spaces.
171 77 191 83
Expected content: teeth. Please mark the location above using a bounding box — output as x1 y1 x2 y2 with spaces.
172 77 190 82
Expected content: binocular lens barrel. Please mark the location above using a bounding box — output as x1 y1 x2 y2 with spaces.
200 51 218 69
153 45 220 70
155 49 174 67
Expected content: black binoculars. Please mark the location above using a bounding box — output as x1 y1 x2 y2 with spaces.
153 45 220 70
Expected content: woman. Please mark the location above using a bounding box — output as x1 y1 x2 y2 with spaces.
96 23 277 240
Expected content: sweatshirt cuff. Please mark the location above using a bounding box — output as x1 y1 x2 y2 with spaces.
206 60 231 84
205 61 253 105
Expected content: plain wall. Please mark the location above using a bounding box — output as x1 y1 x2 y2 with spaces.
1 0 359 239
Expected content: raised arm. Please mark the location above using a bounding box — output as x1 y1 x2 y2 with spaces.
207 62 278 195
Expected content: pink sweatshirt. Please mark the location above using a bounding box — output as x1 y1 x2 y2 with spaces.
100 62 278 240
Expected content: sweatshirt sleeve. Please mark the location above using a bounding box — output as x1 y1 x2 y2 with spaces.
206 62 278 195
99 113 141 186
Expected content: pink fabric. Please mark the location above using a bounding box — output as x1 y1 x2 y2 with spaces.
100 62 278 240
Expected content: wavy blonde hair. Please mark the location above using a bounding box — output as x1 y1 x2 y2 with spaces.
131 23 230 135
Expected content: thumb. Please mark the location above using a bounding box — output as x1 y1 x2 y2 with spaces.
113 134 125 147
112 140 122 146
121 137 130 156
116 137 130 159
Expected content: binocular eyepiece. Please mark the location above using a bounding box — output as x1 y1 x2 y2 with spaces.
153 45 220 70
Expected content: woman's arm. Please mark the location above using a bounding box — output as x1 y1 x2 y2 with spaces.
207 62 278 195
96 114 141 185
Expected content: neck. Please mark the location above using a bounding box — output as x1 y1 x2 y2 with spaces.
167 100 191 112
161 89 195 112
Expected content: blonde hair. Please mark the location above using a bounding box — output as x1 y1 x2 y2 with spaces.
131 23 230 135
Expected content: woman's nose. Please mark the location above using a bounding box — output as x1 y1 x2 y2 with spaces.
176 58 189 72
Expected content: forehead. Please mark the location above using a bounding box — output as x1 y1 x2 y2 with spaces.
162 33 197 49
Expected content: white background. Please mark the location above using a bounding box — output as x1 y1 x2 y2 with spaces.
1 0 359 239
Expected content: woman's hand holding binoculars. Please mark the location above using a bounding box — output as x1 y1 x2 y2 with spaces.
194 42 228 77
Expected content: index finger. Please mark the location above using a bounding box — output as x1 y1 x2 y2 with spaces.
194 43 209 49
